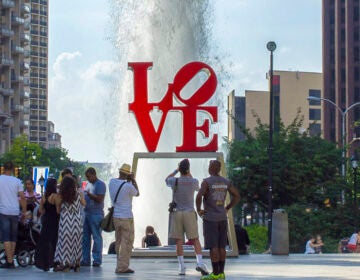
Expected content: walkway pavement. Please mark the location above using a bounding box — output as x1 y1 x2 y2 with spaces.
0 254 359 279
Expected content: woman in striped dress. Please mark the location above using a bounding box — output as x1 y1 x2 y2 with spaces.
53 176 86 272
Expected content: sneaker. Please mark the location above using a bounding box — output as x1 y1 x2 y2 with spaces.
92 262 101 267
179 266 186 275
0 261 15 269
196 263 209 275
201 273 221 280
80 262 91 267
218 272 226 280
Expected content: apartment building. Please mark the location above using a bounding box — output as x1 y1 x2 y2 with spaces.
0 0 30 154
0 0 54 155
323 0 360 146
228 70 323 141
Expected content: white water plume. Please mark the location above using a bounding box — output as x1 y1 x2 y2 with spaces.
102 0 229 249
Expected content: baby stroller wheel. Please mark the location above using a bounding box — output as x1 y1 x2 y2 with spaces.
0 249 6 265
17 250 30 267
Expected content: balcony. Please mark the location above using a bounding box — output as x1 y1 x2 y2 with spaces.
1 27 14 37
31 9 39 14
30 114 38 120
21 4 31 15
24 22 30 30
30 73 39 78
31 19 39 25
31 40 39 46
30 83 38 88
39 31 47 37
1 0 15 8
39 74 47 79
0 84 14 97
11 45 25 54
21 120 30 127
23 78 30 86
3 118 14 126
11 75 24 84
30 104 38 109
39 94 46 99
40 42 47 47
0 57 14 66
39 126 47 132
11 105 23 113
12 16 25 26
40 21 47 27
39 116 46 120
40 0 47 5
23 106 30 114
39 63 47 68
24 50 30 58
21 33 30 43
39 105 47 110
21 91 30 99
20 62 30 72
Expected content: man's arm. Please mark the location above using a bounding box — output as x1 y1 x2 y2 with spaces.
128 173 140 196
225 183 240 212
18 191 27 219
196 180 208 217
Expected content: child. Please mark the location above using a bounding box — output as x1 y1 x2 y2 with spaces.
314 234 324 254
141 226 162 247
305 235 323 254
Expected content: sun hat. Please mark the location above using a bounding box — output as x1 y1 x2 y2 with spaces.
119 163 131 175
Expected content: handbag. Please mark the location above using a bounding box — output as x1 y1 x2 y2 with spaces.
168 178 178 213
101 181 126 232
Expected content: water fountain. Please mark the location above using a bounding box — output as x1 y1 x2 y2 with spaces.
102 0 233 255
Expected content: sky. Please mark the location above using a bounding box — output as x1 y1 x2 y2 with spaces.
48 0 322 163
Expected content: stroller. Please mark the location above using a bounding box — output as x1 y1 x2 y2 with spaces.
0 204 41 267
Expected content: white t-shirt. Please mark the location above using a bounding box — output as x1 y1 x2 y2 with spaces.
348 233 358 245
109 178 138 219
304 240 315 254
0 174 24 215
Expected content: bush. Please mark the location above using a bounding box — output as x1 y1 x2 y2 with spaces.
244 224 268 254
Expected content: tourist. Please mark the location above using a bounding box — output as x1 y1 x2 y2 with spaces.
53 176 86 272
141 225 162 247
34 178 59 271
347 230 360 253
81 167 106 267
109 163 139 274
0 161 27 268
304 235 323 254
196 159 240 280
165 158 209 276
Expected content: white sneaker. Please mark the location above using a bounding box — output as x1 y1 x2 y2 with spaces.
179 266 186 275
196 263 209 275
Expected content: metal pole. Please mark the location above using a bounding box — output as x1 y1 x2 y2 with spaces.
341 112 345 177
268 49 274 247
354 166 358 230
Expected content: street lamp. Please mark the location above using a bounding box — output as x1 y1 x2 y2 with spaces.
22 146 36 179
267 41 276 247
308 96 360 177
351 151 358 230
38 175 45 196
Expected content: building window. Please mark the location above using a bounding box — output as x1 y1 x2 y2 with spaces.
309 89 321 105
309 109 321 120
354 6 359 21
355 67 360 81
355 46 360 62
309 123 321 136
341 87 346 104
355 87 360 102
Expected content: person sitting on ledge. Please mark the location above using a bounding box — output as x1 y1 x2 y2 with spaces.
141 225 162 247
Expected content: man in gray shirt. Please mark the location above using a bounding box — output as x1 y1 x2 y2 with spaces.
165 159 208 276
196 160 240 280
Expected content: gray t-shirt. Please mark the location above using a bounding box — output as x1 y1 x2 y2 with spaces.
166 176 199 212
201 175 230 222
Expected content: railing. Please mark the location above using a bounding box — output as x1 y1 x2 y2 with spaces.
2 0 15 8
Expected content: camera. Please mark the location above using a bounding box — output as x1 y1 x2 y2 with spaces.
168 201 177 213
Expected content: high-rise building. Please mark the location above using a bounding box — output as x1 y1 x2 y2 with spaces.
228 70 322 140
0 0 53 155
322 0 360 147
0 0 31 154
28 0 48 147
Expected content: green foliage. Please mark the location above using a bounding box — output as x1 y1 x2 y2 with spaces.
226 112 356 253
244 224 268 254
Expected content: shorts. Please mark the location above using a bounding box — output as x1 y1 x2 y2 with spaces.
0 214 18 242
347 244 357 252
203 219 228 249
169 210 199 240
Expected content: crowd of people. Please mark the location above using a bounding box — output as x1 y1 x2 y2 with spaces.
0 159 241 279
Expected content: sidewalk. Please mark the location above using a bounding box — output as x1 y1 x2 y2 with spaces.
0 254 359 279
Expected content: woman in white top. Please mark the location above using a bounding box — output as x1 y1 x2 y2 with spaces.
347 230 360 253
305 236 324 254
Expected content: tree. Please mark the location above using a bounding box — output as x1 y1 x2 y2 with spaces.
226 113 354 252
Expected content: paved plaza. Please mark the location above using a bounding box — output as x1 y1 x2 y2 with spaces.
0 253 359 279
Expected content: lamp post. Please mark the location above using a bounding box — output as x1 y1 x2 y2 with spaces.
22 146 36 179
267 41 276 247
351 152 358 230
38 175 45 196
308 96 360 177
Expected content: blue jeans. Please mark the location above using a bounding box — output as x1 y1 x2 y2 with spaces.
82 213 103 265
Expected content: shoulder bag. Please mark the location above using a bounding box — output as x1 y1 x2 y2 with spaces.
101 181 126 232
